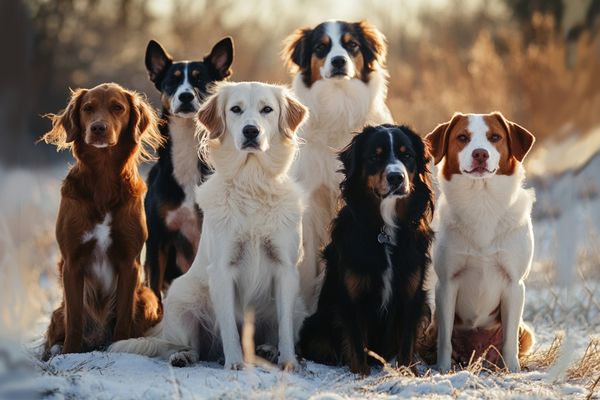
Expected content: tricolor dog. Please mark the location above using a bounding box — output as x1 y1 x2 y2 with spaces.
283 20 393 311
424 112 536 372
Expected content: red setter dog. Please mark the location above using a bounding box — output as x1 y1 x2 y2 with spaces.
42 83 164 359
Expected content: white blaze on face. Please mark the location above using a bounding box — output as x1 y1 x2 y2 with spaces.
458 114 501 177
171 64 201 118
321 22 356 80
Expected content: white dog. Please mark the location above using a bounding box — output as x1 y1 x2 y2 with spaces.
110 82 308 371
424 112 536 373
283 20 393 311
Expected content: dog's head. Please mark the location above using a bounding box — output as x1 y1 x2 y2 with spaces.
283 20 386 87
145 37 234 118
197 81 308 175
339 124 433 225
42 83 163 161
426 112 535 181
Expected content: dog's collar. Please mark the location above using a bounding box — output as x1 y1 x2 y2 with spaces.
377 227 396 246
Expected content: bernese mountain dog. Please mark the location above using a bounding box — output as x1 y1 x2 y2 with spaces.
298 124 434 375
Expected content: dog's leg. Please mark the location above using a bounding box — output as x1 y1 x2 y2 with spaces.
436 279 458 373
500 281 525 372
114 259 139 341
62 263 84 354
208 262 243 370
275 264 301 371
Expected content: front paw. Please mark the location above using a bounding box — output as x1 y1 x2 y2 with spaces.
279 358 300 372
169 350 199 367
349 360 371 376
437 359 452 374
504 355 520 373
225 361 245 370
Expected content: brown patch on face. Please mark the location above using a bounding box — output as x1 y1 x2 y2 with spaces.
191 70 199 78
366 171 388 197
310 35 330 84
342 32 364 80
161 93 171 112
427 114 470 181
262 238 281 264
174 70 182 77
483 114 515 175
79 84 131 147
344 271 370 301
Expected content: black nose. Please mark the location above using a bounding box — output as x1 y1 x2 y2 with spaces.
331 56 346 69
387 172 405 188
472 148 489 163
242 125 259 140
90 122 107 135
178 92 194 103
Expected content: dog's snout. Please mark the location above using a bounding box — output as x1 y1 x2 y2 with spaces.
91 122 107 135
242 125 260 140
387 172 405 188
472 148 489 163
331 56 346 69
178 92 194 103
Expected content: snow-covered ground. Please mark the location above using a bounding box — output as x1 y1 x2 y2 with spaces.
0 142 598 399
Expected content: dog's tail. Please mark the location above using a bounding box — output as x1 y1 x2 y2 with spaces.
108 322 189 358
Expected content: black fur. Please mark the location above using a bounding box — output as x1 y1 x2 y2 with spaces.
298 124 434 375
143 38 233 300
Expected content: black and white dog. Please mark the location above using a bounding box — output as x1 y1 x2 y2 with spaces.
143 38 234 299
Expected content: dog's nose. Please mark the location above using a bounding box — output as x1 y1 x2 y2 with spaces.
178 92 194 103
242 125 259 140
387 172 405 188
90 122 107 135
331 56 346 69
472 148 489 163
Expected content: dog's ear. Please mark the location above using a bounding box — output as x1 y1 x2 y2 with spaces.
145 40 173 85
197 89 225 140
279 90 308 138
41 88 87 150
355 20 387 70
339 128 369 181
491 111 535 162
404 126 434 223
425 113 464 165
206 37 234 80
282 27 312 72
126 91 164 160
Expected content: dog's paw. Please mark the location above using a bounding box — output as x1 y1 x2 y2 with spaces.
437 360 452 374
256 344 279 363
278 358 300 372
504 356 520 373
225 361 245 370
169 350 198 368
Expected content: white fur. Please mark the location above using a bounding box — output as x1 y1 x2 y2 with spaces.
291 36 393 312
458 115 501 177
171 65 201 117
109 82 307 371
82 213 114 293
434 159 535 373
321 22 356 79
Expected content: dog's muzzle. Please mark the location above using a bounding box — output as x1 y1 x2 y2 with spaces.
386 171 409 197
242 124 260 149
329 56 349 78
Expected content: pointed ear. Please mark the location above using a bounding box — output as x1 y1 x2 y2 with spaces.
491 111 535 162
41 88 87 150
197 89 225 140
282 27 312 72
145 40 173 84
206 37 234 79
425 113 464 165
279 90 308 138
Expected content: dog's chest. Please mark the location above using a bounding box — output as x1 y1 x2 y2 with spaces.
81 213 115 294
169 118 201 189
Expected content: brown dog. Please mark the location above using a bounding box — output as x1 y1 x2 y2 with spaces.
42 83 163 359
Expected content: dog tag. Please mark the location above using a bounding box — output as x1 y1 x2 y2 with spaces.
378 231 391 245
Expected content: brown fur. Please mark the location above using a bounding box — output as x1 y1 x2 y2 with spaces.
41 83 164 359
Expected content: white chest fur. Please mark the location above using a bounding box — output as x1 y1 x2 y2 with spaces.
82 213 115 293
169 117 201 190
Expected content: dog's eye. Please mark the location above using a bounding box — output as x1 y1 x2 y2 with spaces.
402 152 413 161
315 43 326 55
261 106 273 114
346 41 359 50
490 133 501 142
230 106 242 114
112 104 124 112
82 104 93 113
457 134 469 143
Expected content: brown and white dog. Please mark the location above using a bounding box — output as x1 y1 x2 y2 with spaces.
42 83 163 359
283 20 393 311
422 112 536 373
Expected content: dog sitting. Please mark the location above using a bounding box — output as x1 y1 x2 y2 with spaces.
423 112 535 373
109 82 308 371
298 124 434 375
41 83 163 359
143 38 234 300
283 20 394 311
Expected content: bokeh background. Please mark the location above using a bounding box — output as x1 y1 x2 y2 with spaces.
0 1 599 396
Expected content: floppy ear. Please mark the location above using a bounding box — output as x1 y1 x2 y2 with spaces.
41 88 87 150
491 111 535 162
145 40 173 86
339 129 369 182
206 37 234 79
126 91 163 160
197 90 225 140
279 91 308 138
282 28 312 72
425 113 464 165
355 20 387 69
404 127 434 223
